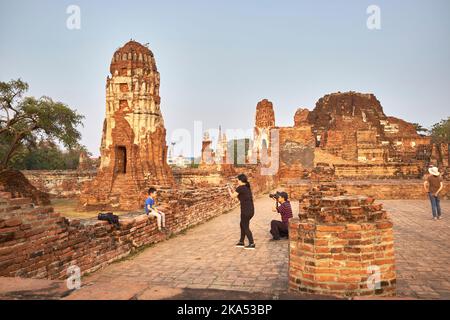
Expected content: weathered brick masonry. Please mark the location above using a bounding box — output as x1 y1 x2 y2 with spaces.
283 180 450 201
23 170 96 198
289 185 396 297
0 186 239 279
79 40 174 211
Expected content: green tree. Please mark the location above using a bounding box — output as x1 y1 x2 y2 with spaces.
0 79 84 169
430 117 450 144
4 139 91 170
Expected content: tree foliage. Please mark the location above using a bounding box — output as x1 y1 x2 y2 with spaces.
412 123 429 135
5 140 91 170
0 79 84 169
430 117 450 144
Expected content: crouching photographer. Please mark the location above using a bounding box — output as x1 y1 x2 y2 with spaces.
269 191 293 240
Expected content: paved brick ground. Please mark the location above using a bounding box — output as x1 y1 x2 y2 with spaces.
384 200 450 299
66 197 450 300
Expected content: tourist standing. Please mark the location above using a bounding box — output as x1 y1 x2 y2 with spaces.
227 174 256 250
423 166 444 220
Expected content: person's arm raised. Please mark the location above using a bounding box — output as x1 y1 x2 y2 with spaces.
228 186 238 199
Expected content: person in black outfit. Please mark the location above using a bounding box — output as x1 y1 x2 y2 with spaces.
227 174 255 250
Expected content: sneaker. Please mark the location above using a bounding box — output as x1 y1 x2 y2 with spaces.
235 242 245 248
433 217 437 221
437 216 442 220
244 243 256 250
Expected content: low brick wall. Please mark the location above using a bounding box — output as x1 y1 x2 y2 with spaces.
0 186 239 280
282 180 450 200
289 195 396 297
333 164 423 179
172 168 224 186
22 170 96 198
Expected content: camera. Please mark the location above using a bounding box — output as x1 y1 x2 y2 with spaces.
269 191 282 200
269 191 288 201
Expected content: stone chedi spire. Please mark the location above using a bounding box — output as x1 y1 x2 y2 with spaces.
200 132 214 166
80 40 174 210
248 99 275 163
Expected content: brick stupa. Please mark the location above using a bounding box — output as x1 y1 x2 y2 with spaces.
80 40 174 210
248 99 275 164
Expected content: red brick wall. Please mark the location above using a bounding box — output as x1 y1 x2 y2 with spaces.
283 180 450 200
334 163 424 179
289 195 396 297
0 186 239 280
23 170 96 198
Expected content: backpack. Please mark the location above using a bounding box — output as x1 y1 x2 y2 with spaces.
98 212 120 228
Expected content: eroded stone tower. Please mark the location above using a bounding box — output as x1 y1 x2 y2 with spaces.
248 99 275 163
80 40 174 210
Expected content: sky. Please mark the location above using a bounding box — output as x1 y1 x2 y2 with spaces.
1 0 449 157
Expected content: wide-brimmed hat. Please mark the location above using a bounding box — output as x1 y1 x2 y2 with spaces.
428 167 440 176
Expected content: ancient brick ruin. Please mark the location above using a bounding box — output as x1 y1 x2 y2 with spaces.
79 41 174 210
289 165 396 297
248 99 276 164
246 91 449 182
1 38 449 300
0 184 241 279
289 195 396 297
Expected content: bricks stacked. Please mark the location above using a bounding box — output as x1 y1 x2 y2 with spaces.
79 40 174 211
23 170 96 198
284 180 450 201
0 185 239 280
307 92 432 164
333 163 423 179
277 127 315 184
299 163 347 220
289 190 396 297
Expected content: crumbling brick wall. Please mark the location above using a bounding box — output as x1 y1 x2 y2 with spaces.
23 170 96 198
0 186 238 280
277 127 315 183
289 193 396 297
333 163 423 179
284 180 450 201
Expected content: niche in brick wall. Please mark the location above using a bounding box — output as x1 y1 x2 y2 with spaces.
115 146 127 174
120 83 129 92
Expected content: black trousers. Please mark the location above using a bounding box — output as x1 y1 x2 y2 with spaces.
270 220 289 240
240 213 254 244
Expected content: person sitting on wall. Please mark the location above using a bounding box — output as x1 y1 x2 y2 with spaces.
145 187 166 231
270 192 293 240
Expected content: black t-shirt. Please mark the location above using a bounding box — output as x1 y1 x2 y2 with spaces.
236 185 254 215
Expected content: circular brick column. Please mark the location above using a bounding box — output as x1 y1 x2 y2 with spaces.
289 195 396 298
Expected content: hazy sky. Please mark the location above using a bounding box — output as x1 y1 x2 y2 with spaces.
1 0 449 157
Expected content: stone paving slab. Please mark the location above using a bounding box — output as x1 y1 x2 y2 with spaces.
0 277 73 300
383 200 450 299
57 198 450 300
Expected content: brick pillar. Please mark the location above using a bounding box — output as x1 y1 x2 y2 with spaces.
289 195 396 298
